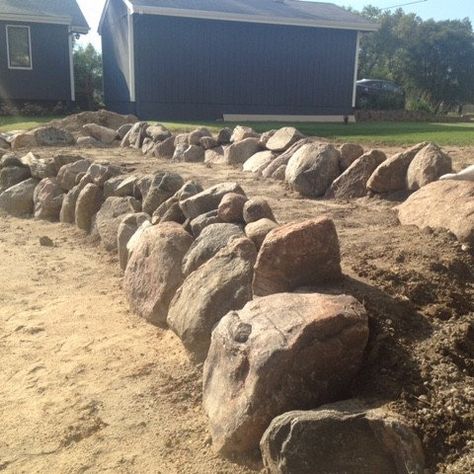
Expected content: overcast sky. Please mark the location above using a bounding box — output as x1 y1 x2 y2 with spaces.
76 0 474 50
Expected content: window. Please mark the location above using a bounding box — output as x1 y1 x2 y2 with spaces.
6 25 32 70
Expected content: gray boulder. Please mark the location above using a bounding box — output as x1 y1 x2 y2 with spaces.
123 223 193 325
188 128 211 145
143 172 184 215
180 182 245 220
217 127 232 145
285 143 340 197
117 123 133 140
224 138 261 165
261 402 425 474
21 152 57 179
104 175 137 198
266 127 304 152
182 223 244 276
86 163 122 186
338 143 365 171
242 150 276 175
406 143 452 191
82 123 118 145
0 178 38 217
146 124 171 142
1 153 24 169
204 146 225 164
326 149 387 199
76 136 103 148
33 177 64 221
168 237 257 362
57 159 91 191
367 142 428 194
200 136 219 150
117 212 150 270
172 144 205 163
153 136 176 159
203 292 369 455
96 196 142 251
124 121 148 148
0 166 31 194
33 126 75 147
245 218 278 248
75 183 103 232
190 209 221 236
243 198 275 224
230 125 258 143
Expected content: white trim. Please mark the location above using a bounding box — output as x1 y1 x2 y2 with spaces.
68 29 76 101
130 5 379 32
0 14 89 33
128 13 136 102
352 32 361 108
6 25 33 70
223 114 356 123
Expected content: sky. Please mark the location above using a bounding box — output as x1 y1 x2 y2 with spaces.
76 0 474 50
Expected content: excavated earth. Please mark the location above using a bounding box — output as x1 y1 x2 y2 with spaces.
0 144 473 473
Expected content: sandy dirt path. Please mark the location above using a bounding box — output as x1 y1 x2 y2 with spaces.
0 216 257 474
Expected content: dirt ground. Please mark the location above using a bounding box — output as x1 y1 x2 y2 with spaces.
0 144 473 473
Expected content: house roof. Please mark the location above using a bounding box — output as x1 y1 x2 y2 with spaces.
0 0 89 33
124 0 378 32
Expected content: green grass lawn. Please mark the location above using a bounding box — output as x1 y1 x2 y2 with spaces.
1 115 472 147
0 115 61 133
162 121 474 147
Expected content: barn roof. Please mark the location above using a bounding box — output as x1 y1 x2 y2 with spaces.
125 0 378 32
0 0 89 33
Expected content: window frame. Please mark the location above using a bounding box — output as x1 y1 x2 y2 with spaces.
6 25 33 70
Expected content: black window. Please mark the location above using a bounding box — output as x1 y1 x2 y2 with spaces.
6 25 32 69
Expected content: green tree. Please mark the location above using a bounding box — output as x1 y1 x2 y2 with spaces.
357 7 474 111
73 43 103 110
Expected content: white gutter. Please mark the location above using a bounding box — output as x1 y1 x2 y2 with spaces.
68 28 76 102
128 12 136 102
0 13 89 33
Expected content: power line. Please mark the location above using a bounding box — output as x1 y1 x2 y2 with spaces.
381 0 428 10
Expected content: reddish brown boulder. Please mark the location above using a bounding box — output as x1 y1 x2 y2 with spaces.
217 192 248 223
253 217 342 296
123 223 193 325
203 292 369 456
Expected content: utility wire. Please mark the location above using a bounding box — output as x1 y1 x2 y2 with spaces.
382 0 428 10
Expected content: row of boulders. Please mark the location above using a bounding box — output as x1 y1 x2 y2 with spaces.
121 122 459 202
0 150 426 472
0 111 137 151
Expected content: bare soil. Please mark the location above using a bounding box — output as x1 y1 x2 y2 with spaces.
1 145 473 473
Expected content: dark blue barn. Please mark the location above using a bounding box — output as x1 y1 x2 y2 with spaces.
0 0 89 106
99 0 377 122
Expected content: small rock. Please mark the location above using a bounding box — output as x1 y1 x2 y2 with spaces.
39 236 54 247
266 127 304 152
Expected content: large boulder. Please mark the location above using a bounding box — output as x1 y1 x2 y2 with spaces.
146 124 171 142
103 175 137 198
190 210 222 236
168 238 257 362
367 142 427 194
1 153 24 168
266 127 304 152
180 182 245 220
153 136 176 159
0 166 31 193
52 154 84 172
338 143 365 171
204 146 225 164
397 180 474 245
143 172 184 216
188 128 211 145
95 196 141 251
200 136 219 150
217 127 232 145
406 143 452 191
123 223 193 325
86 163 122 186
117 212 150 270
243 198 275 224
0 178 38 217
57 159 91 191
253 218 342 296
124 121 148 148
11 132 37 150
245 218 279 248
203 292 369 455
242 151 276 175
20 152 57 179
261 138 314 179
261 402 425 474
75 183 103 232
82 123 118 145
230 126 258 143
182 223 244 276
326 149 387 199
33 126 75 146
172 144 205 163
217 192 248 223
33 178 64 221
285 143 340 197
224 138 261 165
